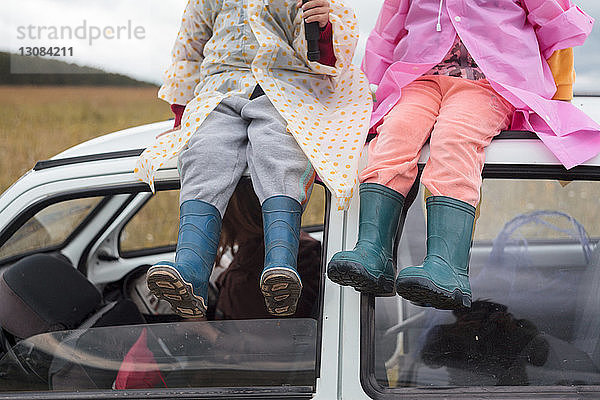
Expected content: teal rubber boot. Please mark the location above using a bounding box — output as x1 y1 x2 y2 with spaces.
395 196 475 309
147 199 222 318
260 195 303 316
327 183 404 296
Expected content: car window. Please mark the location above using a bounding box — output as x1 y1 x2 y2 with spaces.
302 184 326 228
0 197 104 261
120 190 180 254
120 180 326 320
0 181 328 396
119 184 327 255
371 178 600 391
0 319 318 393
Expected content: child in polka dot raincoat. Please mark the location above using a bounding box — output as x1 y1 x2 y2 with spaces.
327 0 598 310
137 0 372 318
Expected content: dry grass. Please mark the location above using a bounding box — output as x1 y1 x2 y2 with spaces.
0 85 171 193
0 86 327 253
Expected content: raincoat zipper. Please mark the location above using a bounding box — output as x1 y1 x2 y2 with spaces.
436 0 443 31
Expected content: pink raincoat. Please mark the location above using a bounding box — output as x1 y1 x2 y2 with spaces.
363 0 598 168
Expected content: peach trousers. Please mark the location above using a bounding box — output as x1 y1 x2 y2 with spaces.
360 76 515 207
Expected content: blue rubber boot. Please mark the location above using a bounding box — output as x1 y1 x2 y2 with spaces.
395 196 475 310
259 195 303 316
327 183 404 296
146 199 222 318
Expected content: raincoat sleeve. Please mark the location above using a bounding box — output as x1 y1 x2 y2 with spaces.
361 0 408 85
171 104 186 127
317 22 336 67
158 0 214 106
547 48 575 101
522 0 594 59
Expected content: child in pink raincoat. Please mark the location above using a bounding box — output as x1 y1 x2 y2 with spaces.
327 0 597 310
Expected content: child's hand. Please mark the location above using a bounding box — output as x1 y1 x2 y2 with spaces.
297 0 330 29
156 126 180 139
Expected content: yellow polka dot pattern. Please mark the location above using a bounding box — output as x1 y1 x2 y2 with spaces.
135 0 372 211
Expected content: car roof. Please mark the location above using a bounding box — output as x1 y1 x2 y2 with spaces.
51 120 172 160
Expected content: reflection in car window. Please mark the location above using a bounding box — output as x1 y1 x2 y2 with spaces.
0 197 103 261
373 180 600 389
0 320 318 392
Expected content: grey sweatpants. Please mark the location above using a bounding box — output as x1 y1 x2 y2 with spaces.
178 94 315 216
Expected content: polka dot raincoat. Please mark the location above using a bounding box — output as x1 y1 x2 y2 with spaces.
134 0 372 210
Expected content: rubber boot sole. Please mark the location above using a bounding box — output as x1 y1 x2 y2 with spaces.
260 268 302 317
327 260 395 297
147 265 207 318
395 276 471 310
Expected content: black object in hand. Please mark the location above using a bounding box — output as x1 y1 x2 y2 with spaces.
302 0 321 61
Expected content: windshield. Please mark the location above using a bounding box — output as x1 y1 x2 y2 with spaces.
0 196 104 262
0 319 317 393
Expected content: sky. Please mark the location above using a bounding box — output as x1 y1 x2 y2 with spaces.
1 0 599 92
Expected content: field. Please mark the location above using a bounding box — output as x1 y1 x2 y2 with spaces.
0 85 171 194
0 85 325 252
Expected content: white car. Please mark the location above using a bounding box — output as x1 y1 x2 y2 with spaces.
1 96 600 399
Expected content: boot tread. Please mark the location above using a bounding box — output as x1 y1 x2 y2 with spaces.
147 265 207 318
328 260 395 296
260 268 302 316
395 276 472 310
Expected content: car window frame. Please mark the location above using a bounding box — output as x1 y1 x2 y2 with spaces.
359 162 600 399
0 179 331 399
